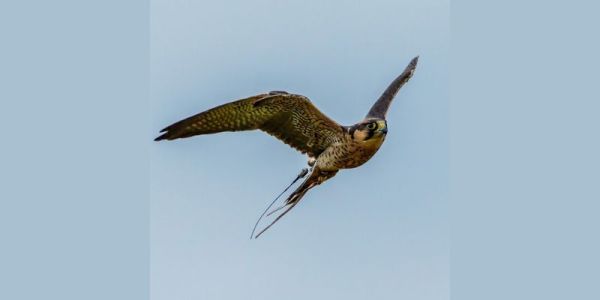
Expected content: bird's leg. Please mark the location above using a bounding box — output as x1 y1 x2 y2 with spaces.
249 167 310 239
298 167 310 179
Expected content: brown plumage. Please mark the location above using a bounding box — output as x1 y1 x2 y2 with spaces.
155 92 344 158
155 56 419 238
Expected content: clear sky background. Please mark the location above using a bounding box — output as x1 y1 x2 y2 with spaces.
151 0 448 299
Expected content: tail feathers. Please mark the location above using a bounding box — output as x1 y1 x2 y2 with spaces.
254 202 300 239
249 168 308 239
285 169 337 205
265 170 320 217
264 184 313 218
253 173 317 238
286 180 316 205
253 168 338 239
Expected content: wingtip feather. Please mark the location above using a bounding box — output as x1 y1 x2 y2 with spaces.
407 56 419 72
154 132 172 141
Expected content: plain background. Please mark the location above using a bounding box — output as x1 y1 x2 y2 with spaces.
1 0 599 300
151 0 448 299
0 1 150 300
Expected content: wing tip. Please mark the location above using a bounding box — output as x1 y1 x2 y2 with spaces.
154 123 182 141
407 56 419 74
154 134 168 141
365 56 420 119
154 129 175 141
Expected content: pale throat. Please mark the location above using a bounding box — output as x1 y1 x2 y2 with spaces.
351 130 386 143
351 130 370 141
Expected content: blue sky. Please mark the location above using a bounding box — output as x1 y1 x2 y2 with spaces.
151 0 448 299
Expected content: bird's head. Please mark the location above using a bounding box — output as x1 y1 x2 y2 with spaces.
349 119 388 143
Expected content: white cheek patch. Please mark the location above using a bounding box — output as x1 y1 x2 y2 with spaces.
353 130 369 141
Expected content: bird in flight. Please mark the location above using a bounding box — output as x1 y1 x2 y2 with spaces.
155 56 418 238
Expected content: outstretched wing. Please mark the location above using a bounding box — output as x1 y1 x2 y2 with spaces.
155 92 344 157
366 56 419 119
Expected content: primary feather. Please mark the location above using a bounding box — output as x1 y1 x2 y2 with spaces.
155 93 343 157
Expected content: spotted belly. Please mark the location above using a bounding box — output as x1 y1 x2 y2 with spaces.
316 137 385 171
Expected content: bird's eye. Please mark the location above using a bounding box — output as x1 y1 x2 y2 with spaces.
366 122 377 130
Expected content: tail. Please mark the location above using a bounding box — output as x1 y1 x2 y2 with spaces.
249 168 308 239
253 168 337 239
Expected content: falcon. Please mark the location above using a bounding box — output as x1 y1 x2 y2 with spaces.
155 56 419 238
